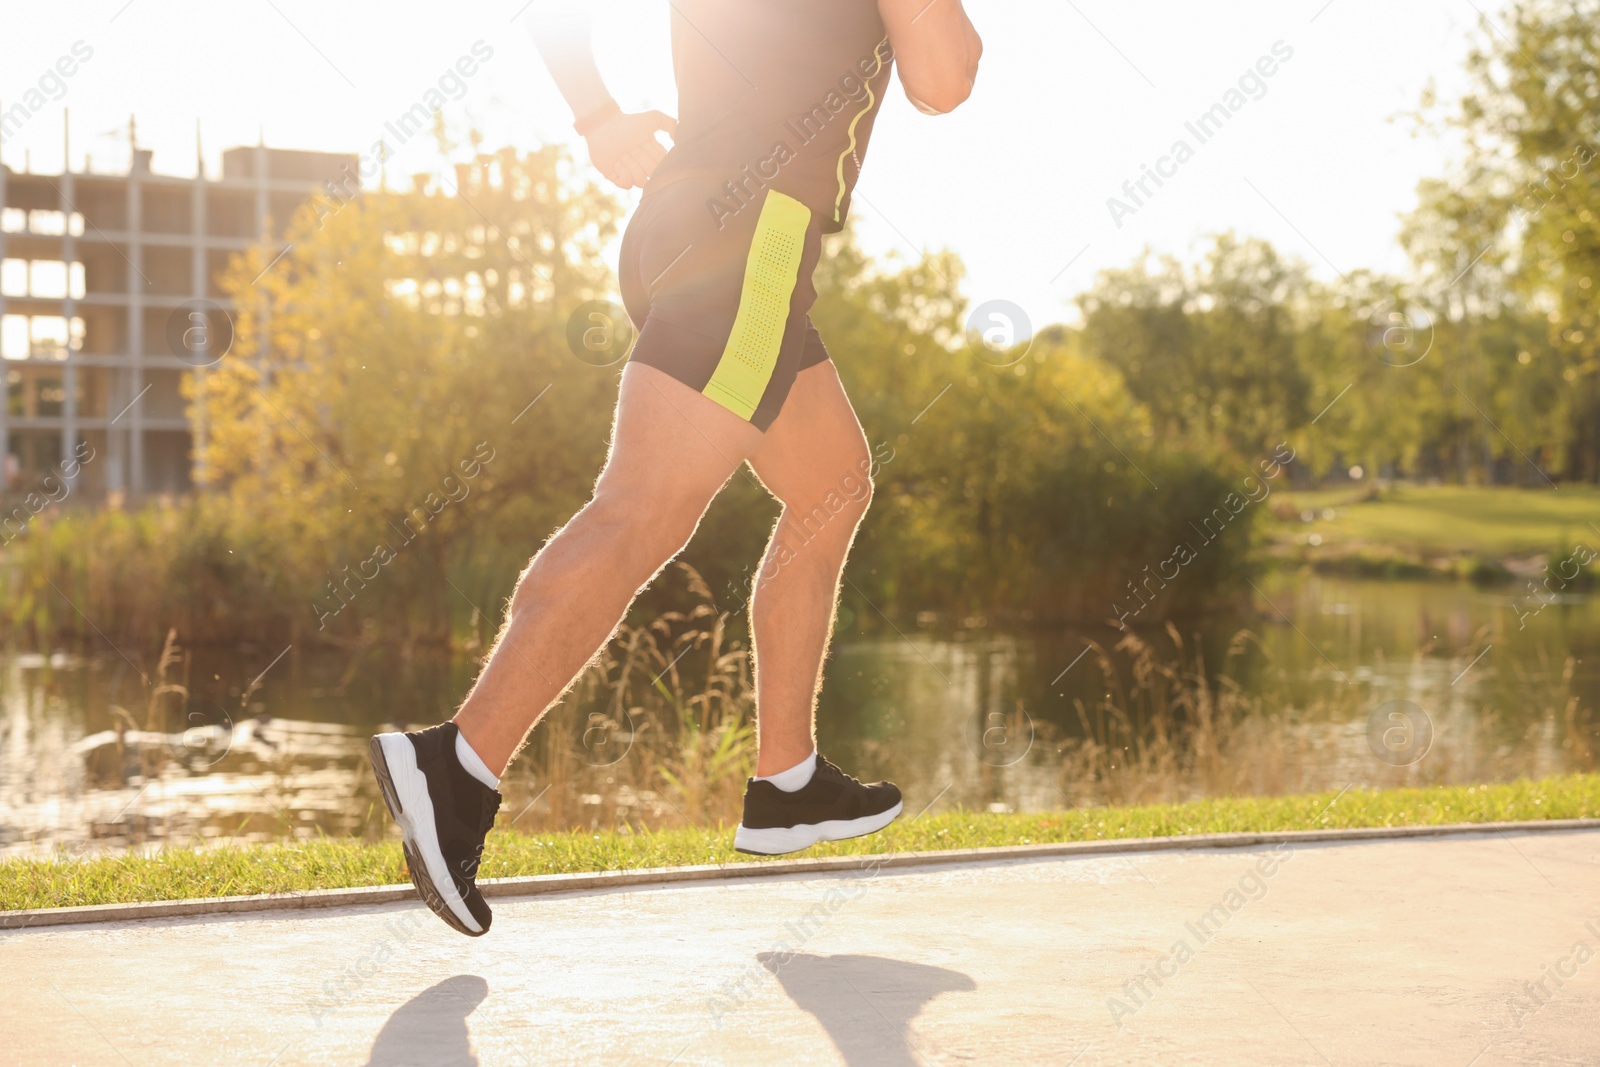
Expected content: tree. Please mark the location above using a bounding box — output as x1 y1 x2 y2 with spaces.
1406 0 1600 481
193 147 623 644
1076 234 1312 464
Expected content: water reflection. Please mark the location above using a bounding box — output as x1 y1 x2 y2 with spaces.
2 578 1595 858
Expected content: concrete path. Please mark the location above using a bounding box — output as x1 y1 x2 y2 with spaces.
4 829 1599 1066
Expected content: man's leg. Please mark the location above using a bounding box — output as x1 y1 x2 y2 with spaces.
452 361 763 774
744 361 875 775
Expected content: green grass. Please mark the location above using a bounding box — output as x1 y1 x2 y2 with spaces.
5 774 1598 912
1273 483 1600 566
1275 484 1600 555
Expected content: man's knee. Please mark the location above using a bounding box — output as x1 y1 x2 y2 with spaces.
506 487 700 618
822 442 876 516
838 457 874 513
782 463 873 541
589 481 705 559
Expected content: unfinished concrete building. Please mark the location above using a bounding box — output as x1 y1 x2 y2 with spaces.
0 139 357 497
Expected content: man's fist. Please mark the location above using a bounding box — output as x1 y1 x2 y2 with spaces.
585 109 677 190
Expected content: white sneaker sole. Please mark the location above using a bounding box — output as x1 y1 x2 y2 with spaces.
733 800 904 856
373 733 483 934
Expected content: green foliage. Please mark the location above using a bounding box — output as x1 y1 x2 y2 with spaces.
1061 4 1600 488
8 7 1600 651
1077 234 1311 462
1400 0 1600 480
805 236 1257 624
193 146 623 646
0 497 291 648
5 173 1258 645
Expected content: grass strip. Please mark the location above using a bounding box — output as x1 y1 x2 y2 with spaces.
1269 484 1600 557
4 774 1597 912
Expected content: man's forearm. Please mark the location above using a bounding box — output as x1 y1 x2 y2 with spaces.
530 1 615 123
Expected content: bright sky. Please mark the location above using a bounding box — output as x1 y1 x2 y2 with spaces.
2 0 1499 327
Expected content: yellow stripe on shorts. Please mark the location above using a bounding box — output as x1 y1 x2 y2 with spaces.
701 190 812 421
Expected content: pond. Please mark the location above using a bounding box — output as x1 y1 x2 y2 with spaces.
2 575 1595 858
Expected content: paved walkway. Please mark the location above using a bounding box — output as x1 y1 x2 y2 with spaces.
5 829 1599 1066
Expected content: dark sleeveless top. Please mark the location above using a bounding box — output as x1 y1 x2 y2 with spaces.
646 0 895 233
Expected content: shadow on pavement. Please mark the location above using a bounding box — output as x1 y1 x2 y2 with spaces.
759 952 975 1067
366 974 488 1066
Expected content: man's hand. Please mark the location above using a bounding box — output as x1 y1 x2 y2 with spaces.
585 110 677 190
879 0 982 115
529 3 674 188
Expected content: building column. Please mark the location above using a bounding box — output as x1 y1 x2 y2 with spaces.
191 156 208 489
60 165 78 488
254 143 271 470
0 136 10 492
127 159 144 496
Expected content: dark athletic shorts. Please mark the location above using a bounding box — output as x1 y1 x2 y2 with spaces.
619 182 830 432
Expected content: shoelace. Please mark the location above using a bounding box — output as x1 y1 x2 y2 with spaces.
816 757 866 788
476 792 501 837
457 794 498 881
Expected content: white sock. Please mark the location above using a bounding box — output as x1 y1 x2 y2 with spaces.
454 729 501 791
754 750 817 792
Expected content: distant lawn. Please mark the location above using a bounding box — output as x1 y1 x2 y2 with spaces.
1271 484 1600 559
4 774 1597 912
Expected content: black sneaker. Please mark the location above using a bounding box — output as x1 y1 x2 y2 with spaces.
733 756 903 855
369 723 501 936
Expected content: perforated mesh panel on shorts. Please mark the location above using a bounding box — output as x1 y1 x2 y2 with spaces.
727 227 797 373
701 190 812 421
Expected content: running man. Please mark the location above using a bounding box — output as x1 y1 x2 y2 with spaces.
369 0 982 936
